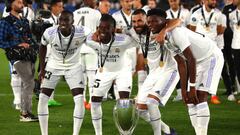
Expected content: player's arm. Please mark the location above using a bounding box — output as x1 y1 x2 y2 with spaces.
217 14 226 35
188 13 198 32
155 19 182 44
174 54 188 104
39 31 49 82
182 47 198 105
39 44 47 82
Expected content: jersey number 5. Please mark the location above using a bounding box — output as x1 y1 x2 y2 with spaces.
94 79 101 88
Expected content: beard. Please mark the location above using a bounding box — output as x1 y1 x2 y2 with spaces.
208 4 216 9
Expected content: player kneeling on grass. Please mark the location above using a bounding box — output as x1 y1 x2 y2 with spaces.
85 14 138 135
147 8 224 135
38 10 91 135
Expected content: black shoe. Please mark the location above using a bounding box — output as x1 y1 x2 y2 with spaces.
20 112 38 122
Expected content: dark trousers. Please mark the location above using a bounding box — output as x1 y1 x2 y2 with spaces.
232 49 240 85
221 48 236 95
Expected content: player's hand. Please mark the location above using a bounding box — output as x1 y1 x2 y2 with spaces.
115 28 123 33
92 30 100 42
155 28 167 45
182 91 189 104
18 43 30 48
39 70 45 83
188 87 199 105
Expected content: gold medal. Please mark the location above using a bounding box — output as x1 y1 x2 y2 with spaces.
159 61 164 67
205 26 210 31
99 67 103 73
237 25 240 30
144 59 148 65
63 59 65 64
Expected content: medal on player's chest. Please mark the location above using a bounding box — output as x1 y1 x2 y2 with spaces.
159 61 164 67
63 59 65 64
205 24 211 31
201 8 214 32
99 37 115 73
99 67 103 73
144 58 148 65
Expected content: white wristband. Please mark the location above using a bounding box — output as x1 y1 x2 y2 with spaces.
189 82 196 87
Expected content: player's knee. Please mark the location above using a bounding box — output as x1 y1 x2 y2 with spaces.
91 96 103 102
41 88 54 97
146 92 160 105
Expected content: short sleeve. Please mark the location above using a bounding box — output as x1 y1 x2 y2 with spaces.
171 27 191 52
189 12 198 26
41 29 50 46
220 13 227 27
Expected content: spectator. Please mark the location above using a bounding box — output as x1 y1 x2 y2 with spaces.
0 0 38 122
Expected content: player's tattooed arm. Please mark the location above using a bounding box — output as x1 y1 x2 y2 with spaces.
174 54 188 104
155 19 181 44
39 45 47 82
182 47 199 105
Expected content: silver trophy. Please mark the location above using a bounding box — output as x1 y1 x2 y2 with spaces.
113 99 139 135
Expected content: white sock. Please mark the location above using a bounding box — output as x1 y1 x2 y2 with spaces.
196 102 210 135
73 94 85 135
147 98 161 135
188 104 198 134
138 109 170 134
38 93 50 135
11 73 22 105
86 70 96 103
138 109 150 122
83 72 87 102
91 102 102 135
138 70 147 90
161 120 171 134
114 84 119 100
176 89 182 98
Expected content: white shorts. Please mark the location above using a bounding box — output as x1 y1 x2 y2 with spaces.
92 70 132 97
123 47 137 72
137 67 179 106
195 49 224 95
81 53 98 71
41 66 85 90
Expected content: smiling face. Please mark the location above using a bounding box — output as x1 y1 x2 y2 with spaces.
132 13 147 34
59 12 74 34
98 21 115 43
120 0 133 11
205 0 217 9
147 15 166 34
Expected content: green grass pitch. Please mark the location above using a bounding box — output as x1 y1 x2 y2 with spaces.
0 49 240 135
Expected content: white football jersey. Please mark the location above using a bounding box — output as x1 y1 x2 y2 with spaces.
166 7 190 27
112 10 133 30
229 9 240 49
86 33 138 72
73 7 101 32
41 25 91 69
189 5 223 41
166 27 217 62
186 4 202 26
139 34 176 71
73 7 101 54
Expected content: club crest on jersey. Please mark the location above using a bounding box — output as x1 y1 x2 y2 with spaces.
75 40 80 46
115 47 120 53
192 17 197 22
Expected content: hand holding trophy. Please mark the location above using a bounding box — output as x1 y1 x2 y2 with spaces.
113 99 139 135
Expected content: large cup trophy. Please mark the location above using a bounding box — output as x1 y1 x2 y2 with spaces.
113 99 139 135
